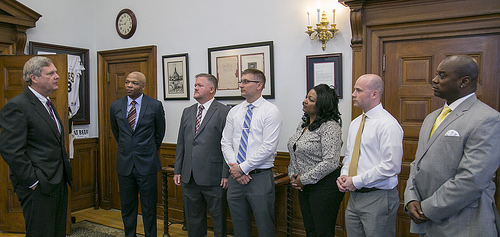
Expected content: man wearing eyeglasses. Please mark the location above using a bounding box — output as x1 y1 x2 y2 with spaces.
221 68 282 237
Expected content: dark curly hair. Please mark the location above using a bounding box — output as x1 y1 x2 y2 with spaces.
301 84 342 131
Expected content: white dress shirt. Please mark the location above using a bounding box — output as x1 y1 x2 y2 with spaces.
221 96 282 174
341 103 403 190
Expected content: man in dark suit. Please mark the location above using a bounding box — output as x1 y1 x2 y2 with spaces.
404 55 500 236
174 73 230 237
110 71 165 237
0 56 72 237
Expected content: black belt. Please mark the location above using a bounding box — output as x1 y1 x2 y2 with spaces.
355 187 381 193
248 168 272 175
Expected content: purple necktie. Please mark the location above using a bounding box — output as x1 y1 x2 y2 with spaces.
46 100 60 136
195 105 204 133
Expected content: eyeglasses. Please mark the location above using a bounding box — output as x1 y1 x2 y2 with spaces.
238 80 261 85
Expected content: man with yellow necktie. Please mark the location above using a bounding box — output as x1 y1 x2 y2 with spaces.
337 74 403 237
404 55 500 236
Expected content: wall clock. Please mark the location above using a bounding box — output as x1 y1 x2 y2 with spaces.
116 9 137 39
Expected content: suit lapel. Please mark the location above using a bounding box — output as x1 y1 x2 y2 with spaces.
136 95 150 131
188 104 197 138
120 97 133 133
418 95 477 160
25 89 61 139
194 101 218 139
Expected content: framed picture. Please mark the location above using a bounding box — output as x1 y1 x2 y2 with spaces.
306 53 343 98
162 53 189 100
29 41 90 124
208 41 274 100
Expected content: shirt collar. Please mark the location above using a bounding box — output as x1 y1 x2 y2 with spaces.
28 86 49 104
198 97 214 110
445 92 475 111
363 103 383 119
244 96 264 108
128 94 144 106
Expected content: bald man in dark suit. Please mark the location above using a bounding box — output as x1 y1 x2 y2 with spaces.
110 71 165 237
0 56 72 237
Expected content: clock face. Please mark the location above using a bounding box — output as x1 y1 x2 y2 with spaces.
118 14 132 35
116 9 136 39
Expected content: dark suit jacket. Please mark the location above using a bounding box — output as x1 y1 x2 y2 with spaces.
0 88 72 195
110 95 165 176
174 100 230 185
404 94 500 236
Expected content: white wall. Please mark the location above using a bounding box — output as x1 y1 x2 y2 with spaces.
18 0 353 153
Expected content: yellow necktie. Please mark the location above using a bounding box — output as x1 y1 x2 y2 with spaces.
430 106 451 137
349 114 366 176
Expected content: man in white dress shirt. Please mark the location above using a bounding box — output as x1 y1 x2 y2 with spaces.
337 74 403 237
221 68 282 237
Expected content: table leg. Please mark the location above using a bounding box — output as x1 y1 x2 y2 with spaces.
163 172 170 237
287 183 293 237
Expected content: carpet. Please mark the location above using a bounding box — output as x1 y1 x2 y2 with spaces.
67 220 145 237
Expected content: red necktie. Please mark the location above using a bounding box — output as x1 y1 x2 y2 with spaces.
127 101 137 130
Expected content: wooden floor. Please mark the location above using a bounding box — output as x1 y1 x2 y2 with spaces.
0 208 214 237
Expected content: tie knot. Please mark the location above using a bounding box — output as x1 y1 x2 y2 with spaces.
442 106 451 114
199 105 204 111
131 101 137 106
248 104 254 110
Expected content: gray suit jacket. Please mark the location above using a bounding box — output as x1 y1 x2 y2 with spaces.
174 100 230 186
404 94 500 236
110 95 165 176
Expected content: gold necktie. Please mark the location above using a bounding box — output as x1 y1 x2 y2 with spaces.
430 106 451 137
349 114 366 176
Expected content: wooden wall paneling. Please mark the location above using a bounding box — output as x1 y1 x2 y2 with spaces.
70 138 99 212
0 0 41 55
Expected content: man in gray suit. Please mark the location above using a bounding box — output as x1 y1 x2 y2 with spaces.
174 73 230 237
110 71 165 237
404 55 500 236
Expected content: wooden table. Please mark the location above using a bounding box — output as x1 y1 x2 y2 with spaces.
161 167 292 237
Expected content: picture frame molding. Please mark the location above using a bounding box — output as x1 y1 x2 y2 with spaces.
306 53 343 98
208 41 275 100
29 41 90 124
162 53 190 100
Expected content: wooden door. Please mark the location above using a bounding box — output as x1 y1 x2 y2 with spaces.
0 54 69 232
383 34 500 237
97 46 157 210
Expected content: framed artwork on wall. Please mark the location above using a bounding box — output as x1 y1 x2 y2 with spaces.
29 41 90 124
162 53 189 100
306 53 343 98
208 41 274 100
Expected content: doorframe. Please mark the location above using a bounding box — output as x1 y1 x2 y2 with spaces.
97 46 157 209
